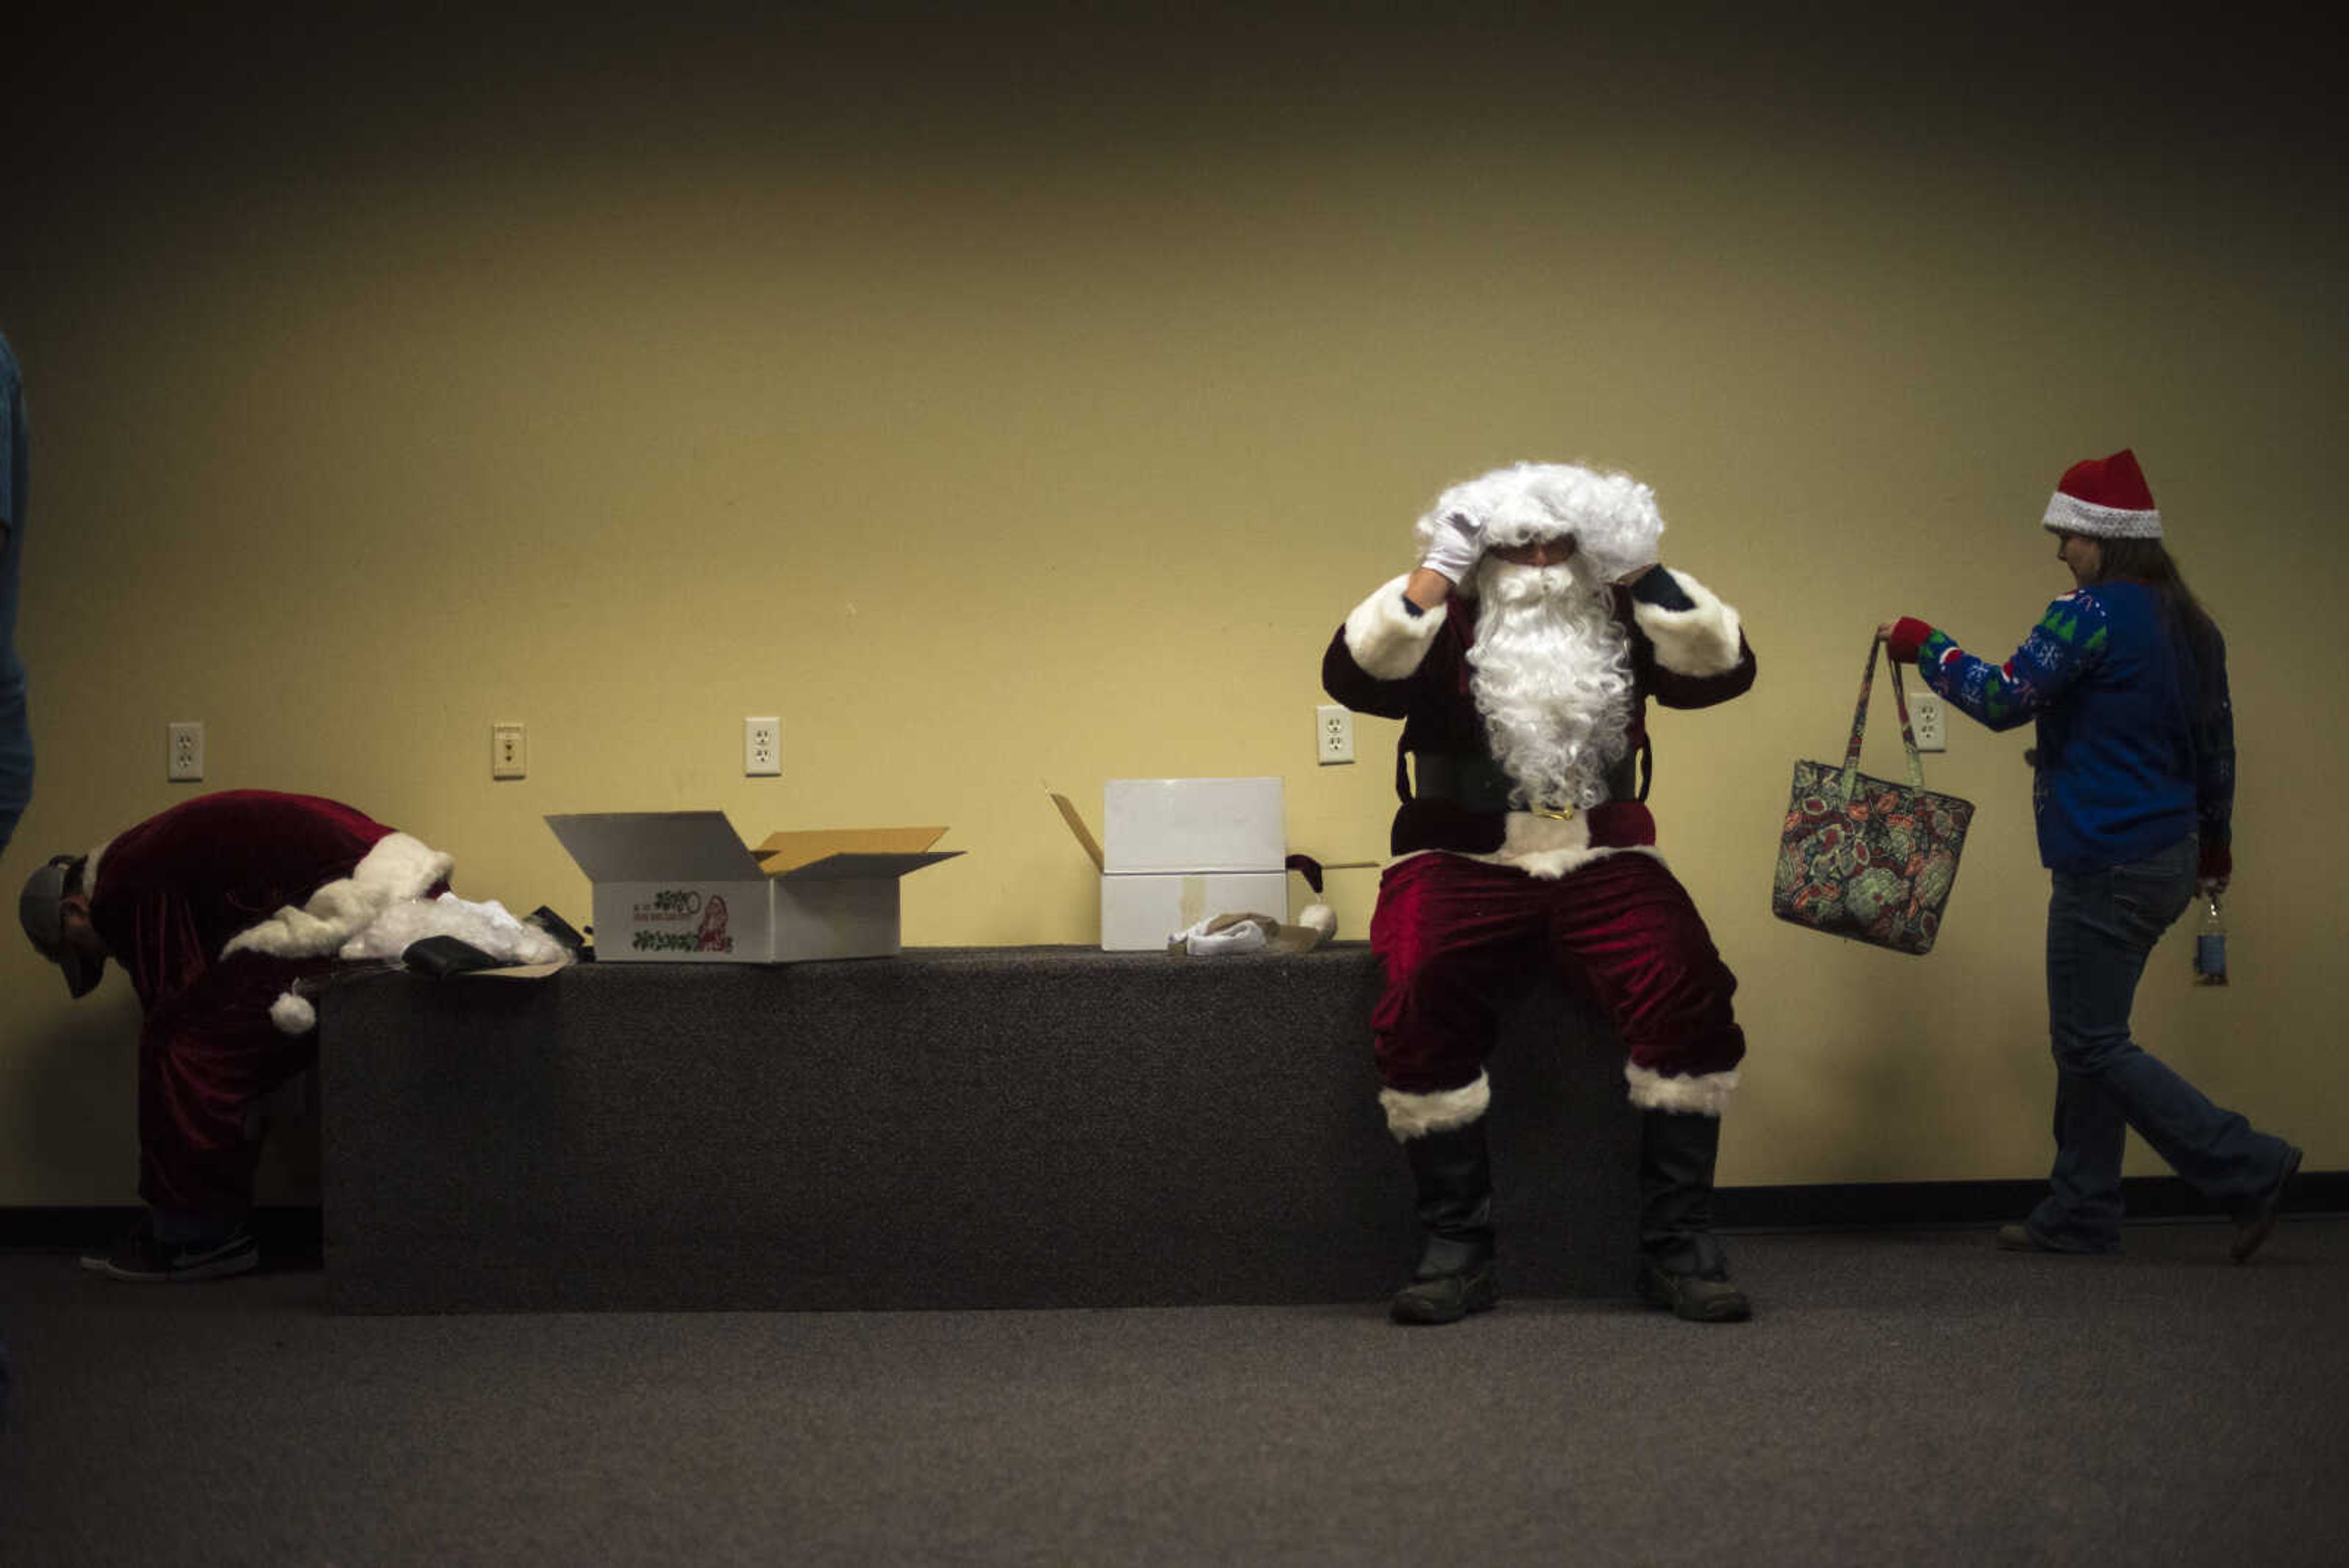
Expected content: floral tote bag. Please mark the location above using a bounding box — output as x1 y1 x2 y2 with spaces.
1772 636 1975 956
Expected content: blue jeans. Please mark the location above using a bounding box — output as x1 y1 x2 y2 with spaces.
2028 836 2291 1252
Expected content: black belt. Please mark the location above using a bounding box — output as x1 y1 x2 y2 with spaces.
1406 748 1650 814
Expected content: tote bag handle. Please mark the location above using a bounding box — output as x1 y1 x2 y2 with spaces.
1838 635 1928 802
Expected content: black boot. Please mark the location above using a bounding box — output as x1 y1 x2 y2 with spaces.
1390 1120 1499 1326
1636 1109 1751 1323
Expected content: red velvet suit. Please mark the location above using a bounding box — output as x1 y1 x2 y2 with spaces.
1323 575 1755 1125
84 790 426 1215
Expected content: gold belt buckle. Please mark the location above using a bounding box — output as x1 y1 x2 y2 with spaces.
1534 804 1577 822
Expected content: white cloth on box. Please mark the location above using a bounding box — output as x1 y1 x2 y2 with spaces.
338 891 570 967
1170 904 1336 956
1172 914 1272 955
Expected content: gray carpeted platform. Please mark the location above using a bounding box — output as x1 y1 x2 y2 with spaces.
321 945 1644 1313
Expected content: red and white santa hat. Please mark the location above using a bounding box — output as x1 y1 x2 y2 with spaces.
2042 448 2162 540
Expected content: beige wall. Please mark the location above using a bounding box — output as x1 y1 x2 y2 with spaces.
3 9 2342 1202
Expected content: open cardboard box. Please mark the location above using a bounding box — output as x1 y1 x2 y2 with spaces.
545 812 959 963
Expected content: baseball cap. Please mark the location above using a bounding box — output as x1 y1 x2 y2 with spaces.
19 855 106 999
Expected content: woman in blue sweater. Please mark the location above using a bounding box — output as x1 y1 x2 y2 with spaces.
1883 449 2299 1260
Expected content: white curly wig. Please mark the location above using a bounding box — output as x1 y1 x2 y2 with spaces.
1412 461 1664 594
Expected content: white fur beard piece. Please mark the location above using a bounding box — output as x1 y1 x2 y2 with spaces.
1469 559 1635 810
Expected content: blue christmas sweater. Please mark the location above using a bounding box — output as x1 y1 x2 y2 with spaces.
1912 580 2233 875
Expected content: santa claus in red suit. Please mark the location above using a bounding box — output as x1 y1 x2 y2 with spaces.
1322 461 1757 1324
18 790 498 1282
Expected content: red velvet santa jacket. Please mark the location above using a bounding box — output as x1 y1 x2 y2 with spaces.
84 789 451 1015
1322 568 1756 863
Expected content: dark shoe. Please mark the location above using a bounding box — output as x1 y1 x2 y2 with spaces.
2230 1145 2303 1264
1390 1120 1497 1327
1638 1109 1732 1280
1390 1260 1500 1325
80 1217 258 1283
1997 1222 2051 1252
1997 1221 2120 1256
1638 1260 1751 1323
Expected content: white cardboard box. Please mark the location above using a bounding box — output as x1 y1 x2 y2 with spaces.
1099 870 1291 951
545 812 959 964
1052 781 1291 950
1102 777 1286 873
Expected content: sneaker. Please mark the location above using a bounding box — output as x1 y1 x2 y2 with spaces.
1995 1222 2118 1256
2230 1145 2303 1265
1638 1261 1751 1323
80 1216 258 1283
1389 1260 1501 1326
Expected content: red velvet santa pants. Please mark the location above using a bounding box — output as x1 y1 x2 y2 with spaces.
1368 849 1745 1101
136 955 329 1217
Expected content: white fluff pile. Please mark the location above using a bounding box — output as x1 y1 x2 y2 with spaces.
338 892 571 967
266 893 572 1034
1412 461 1665 592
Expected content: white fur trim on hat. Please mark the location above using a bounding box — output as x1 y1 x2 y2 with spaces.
1343 572 1447 680
269 990 318 1035
2041 491 2162 540
1625 1063 1740 1117
1633 570 1745 678
221 832 455 961
1380 1072 1491 1140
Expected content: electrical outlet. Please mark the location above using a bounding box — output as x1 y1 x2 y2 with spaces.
166 721 205 782
1911 691 1946 752
1316 704 1354 766
745 716 782 777
491 721 527 779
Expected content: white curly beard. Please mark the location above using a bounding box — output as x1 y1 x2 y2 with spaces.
1468 558 1635 811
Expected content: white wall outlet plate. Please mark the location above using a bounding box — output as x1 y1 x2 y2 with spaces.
1316 704 1354 765
491 721 527 779
1910 691 1946 752
167 721 205 782
745 716 782 777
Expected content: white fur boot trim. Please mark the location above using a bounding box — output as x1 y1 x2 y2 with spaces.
1381 1072 1492 1140
1343 573 1447 680
1625 1063 1740 1117
221 832 456 961
269 990 319 1035
1633 570 1744 677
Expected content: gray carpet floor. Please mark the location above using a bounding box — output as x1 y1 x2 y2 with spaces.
3 1219 2343 1567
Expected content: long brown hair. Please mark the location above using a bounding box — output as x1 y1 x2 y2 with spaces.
2085 537 2226 724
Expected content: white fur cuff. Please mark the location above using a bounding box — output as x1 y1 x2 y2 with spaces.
1633 570 1744 677
1381 1072 1491 1140
1625 1063 1740 1117
1343 573 1447 681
